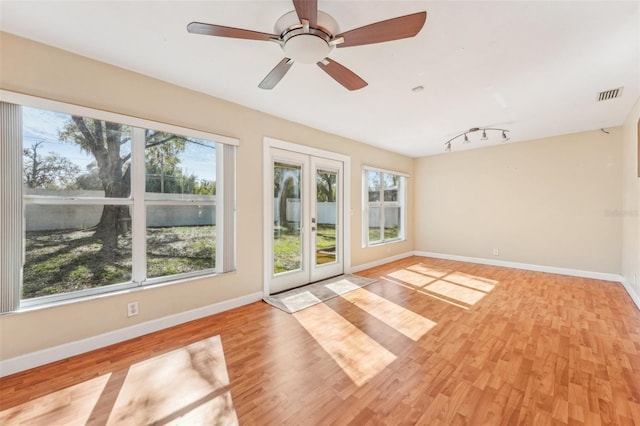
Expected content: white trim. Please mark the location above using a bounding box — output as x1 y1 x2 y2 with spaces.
23 196 132 205
620 277 640 311
362 169 407 247
354 250 637 310
0 90 239 146
0 291 263 377
350 252 415 273
362 164 410 178
263 142 273 298
265 137 351 164
131 127 146 283
414 251 623 282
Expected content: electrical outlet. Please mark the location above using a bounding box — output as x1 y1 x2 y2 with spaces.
127 301 139 317
492 248 500 256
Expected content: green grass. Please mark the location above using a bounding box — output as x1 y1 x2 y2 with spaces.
25 222 353 297
273 223 337 273
23 226 215 299
368 226 400 243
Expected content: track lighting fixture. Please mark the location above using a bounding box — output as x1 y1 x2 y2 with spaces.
443 127 511 152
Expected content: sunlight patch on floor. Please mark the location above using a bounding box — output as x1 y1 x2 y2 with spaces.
385 263 499 308
0 373 111 425
0 336 238 426
340 288 436 341
325 279 360 295
445 271 497 292
424 280 487 305
387 269 437 287
282 291 322 312
294 303 397 387
406 263 451 278
107 335 237 425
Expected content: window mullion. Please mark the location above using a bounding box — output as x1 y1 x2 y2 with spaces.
131 127 146 284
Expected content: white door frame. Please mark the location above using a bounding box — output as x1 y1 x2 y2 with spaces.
263 137 351 297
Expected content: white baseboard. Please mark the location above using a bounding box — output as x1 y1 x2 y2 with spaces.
350 252 415 273
620 277 640 311
0 291 263 377
414 251 623 282
414 251 640 306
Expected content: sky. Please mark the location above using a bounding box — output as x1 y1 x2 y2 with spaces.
22 106 216 182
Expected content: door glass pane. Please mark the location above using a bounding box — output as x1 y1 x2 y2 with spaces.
273 162 302 274
316 169 337 265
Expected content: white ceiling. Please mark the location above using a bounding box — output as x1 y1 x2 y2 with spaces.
1 1 639 157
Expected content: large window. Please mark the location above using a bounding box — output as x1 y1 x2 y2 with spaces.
362 167 406 246
0 93 236 311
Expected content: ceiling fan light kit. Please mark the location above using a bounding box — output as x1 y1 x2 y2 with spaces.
187 0 426 90
273 11 339 64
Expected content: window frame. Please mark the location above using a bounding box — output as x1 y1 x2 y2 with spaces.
0 90 238 311
362 166 408 247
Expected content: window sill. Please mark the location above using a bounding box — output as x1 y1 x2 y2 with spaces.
8 270 235 316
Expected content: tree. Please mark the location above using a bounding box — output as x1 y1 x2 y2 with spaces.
72 162 103 190
145 140 183 193
194 180 215 195
59 118 187 254
23 141 80 189
316 172 336 202
273 166 300 229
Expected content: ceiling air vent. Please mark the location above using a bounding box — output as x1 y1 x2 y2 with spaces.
597 87 623 102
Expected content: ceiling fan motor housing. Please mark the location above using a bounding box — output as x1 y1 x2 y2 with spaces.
275 11 339 64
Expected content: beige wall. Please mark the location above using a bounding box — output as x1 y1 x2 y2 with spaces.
0 32 414 360
622 97 640 301
414 129 623 274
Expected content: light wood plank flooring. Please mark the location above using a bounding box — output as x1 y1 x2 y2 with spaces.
1 256 639 425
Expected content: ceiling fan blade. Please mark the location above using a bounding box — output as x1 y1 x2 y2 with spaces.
317 58 367 91
187 22 277 41
292 0 318 27
335 11 427 48
259 58 294 89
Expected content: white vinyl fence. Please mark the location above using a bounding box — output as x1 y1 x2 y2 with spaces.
275 199 398 227
25 190 215 231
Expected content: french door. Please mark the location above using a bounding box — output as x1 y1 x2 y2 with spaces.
267 147 344 294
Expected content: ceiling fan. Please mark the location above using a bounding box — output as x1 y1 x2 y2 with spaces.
187 1 427 91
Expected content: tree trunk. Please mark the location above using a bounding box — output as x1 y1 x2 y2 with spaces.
95 164 131 255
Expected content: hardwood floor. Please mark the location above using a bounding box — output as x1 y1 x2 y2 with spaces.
1 256 639 425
